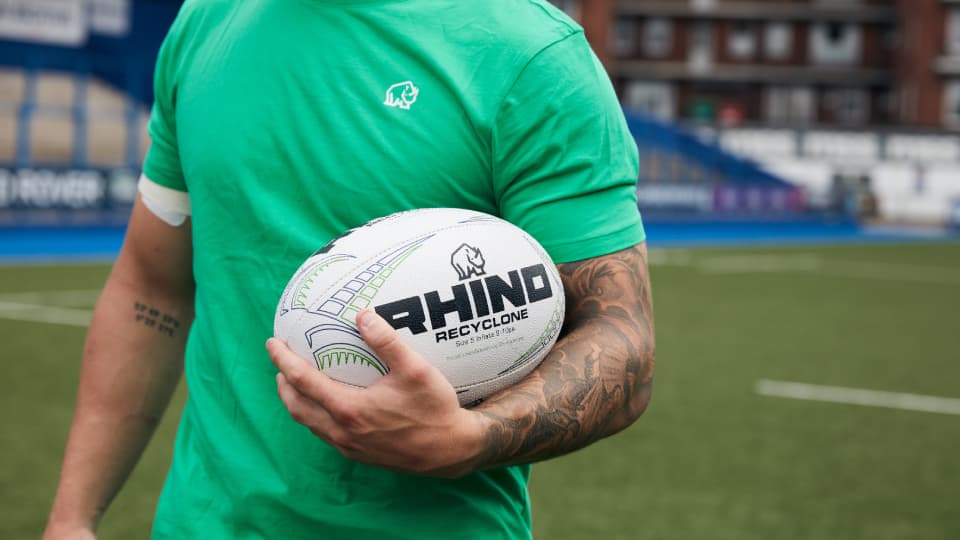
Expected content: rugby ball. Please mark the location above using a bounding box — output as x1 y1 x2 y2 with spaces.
274 208 565 406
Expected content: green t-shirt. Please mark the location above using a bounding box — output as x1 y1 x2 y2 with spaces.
143 1 644 538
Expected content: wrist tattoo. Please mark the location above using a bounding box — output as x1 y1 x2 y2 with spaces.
133 302 181 337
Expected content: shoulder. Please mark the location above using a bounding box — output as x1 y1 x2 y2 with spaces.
427 0 589 107
174 0 233 22
421 0 583 64
155 0 234 78
162 0 234 46
457 0 584 60
487 0 583 47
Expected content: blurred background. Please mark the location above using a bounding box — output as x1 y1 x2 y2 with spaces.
4 0 960 240
563 0 960 234
1 1 958 539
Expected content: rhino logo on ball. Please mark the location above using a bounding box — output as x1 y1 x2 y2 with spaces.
450 244 486 281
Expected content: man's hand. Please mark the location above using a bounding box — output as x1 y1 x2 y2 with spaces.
267 309 484 478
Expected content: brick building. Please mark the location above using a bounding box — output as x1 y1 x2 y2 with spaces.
552 0 960 131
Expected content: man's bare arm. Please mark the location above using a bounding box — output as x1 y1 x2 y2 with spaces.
44 196 194 539
473 242 655 466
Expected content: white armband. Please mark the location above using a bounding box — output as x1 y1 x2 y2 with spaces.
138 174 191 227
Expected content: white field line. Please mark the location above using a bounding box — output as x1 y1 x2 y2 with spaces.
646 249 694 266
0 292 95 327
698 254 822 274
0 301 92 327
0 289 101 305
755 379 960 416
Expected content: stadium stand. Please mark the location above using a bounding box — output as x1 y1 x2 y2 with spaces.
710 127 960 225
885 135 960 163
0 1 181 225
627 113 807 220
1 1 955 230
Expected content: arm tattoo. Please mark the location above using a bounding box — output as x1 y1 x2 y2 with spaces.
133 301 182 337
475 244 655 466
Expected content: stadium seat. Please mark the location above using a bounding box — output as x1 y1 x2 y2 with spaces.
885 135 960 163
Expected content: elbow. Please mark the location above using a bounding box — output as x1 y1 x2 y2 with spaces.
613 348 655 433
604 382 652 437
631 346 656 419
627 378 653 424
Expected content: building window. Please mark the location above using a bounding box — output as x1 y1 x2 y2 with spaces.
549 0 580 21
643 18 673 58
899 82 917 123
765 86 815 124
945 80 960 128
876 88 896 123
728 22 756 60
810 22 861 65
764 22 793 60
689 21 714 72
948 8 960 55
623 81 675 121
828 88 869 125
882 26 898 52
611 17 637 58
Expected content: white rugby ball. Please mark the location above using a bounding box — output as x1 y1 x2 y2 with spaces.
274 208 565 406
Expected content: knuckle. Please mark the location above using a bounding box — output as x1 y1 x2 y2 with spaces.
286 366 309 387
288 404 308 425
404 364 432 384
329 431 364 456
370 329 401 352
320 395 346 418
326 430 351 450
333 408 364 431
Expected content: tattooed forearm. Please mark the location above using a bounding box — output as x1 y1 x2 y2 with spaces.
133 301 182 337
474 243 655 467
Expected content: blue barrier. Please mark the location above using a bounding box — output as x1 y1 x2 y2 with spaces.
625 112 808 218
625 112 792 188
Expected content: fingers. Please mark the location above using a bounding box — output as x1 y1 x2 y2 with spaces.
356 309 424 375
269 340 362 451
266 337 355 411
275 372 343 446
268 319 476 476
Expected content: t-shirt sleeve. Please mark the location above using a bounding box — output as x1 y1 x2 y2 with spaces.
142 16 188 193
492 31 645 264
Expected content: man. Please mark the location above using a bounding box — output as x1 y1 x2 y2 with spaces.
44 1 655 538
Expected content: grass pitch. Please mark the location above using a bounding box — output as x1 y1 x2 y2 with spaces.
2 242 958 539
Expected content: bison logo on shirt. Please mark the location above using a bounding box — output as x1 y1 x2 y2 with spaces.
384 81 419 110
450 244 486 281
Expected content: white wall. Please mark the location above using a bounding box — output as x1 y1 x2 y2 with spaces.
871 164 960 223
762 158 835 209
764 159 960 223
721 128 960 224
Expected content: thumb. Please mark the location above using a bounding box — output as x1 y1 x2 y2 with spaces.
356 309 425 374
